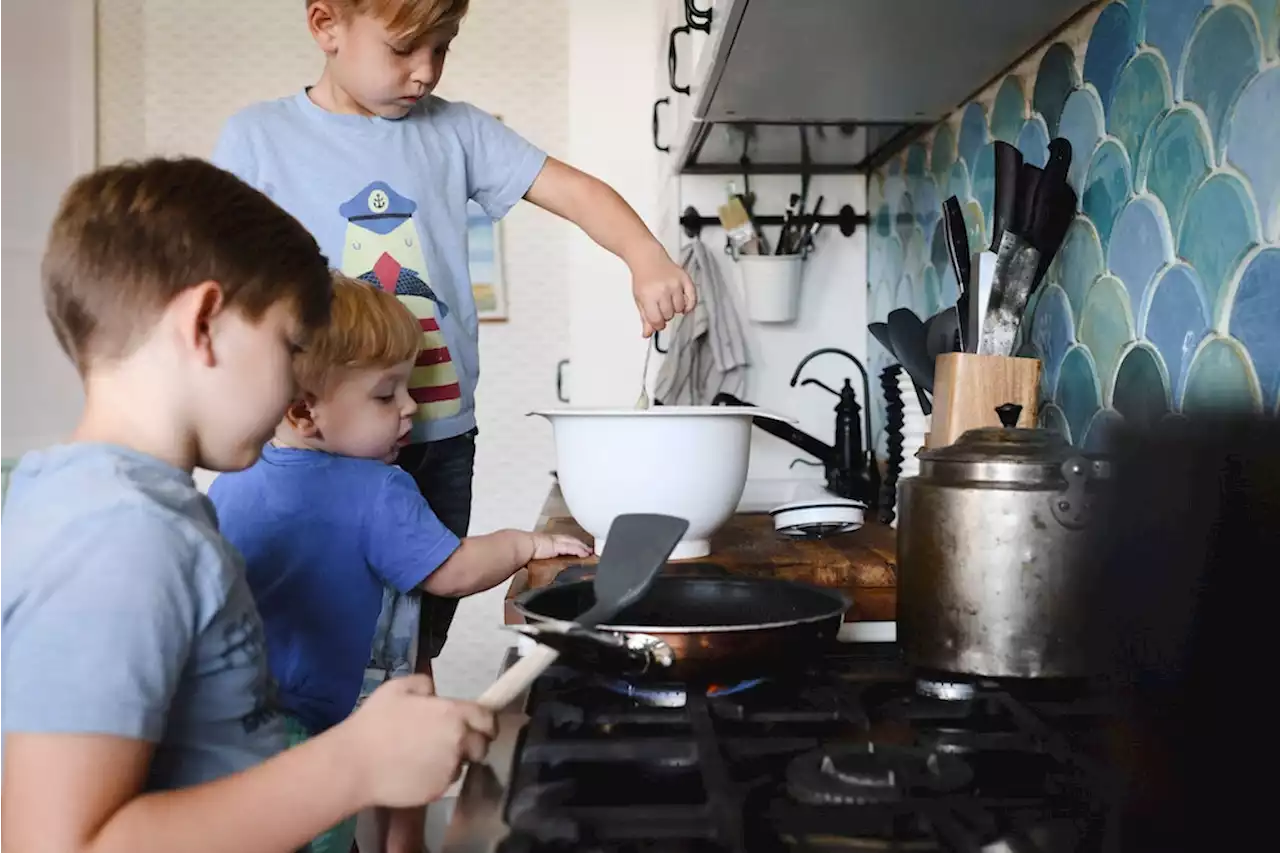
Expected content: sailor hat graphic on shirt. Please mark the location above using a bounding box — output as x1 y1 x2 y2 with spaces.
338 182 418 235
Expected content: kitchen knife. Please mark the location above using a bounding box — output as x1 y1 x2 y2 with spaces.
1028 139 1076 290
978 232 1042 357
1016 163 1043 238
990 141 1023 251
970 251 997 352
942 196 971 352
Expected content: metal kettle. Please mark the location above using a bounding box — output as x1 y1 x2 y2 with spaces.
896 404 1111 678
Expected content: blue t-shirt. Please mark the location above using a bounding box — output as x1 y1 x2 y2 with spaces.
1 444 284 789
212 91 548 444
208 445 460 733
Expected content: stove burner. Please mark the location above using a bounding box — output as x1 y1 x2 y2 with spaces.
786 743 974 806
916 676 978 701
596 677 766 708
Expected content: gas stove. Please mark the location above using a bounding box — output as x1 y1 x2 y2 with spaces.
443 644 1121 853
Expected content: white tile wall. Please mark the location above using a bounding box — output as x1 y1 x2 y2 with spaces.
97 0 572 698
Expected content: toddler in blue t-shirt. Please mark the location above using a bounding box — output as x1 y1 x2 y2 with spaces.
209 274 588 852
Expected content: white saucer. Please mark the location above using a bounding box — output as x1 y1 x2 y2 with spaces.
769 497 866 539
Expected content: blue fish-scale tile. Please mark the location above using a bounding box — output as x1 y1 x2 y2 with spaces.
1226 248 1280 410
894 192 916 238
1015 115 1051 167
905 144 928 177
1225 67 1280 243
1057 88 1106 194
884 235 905 288
957 103 989 171
991 77 1027 144
1250 0 1279 60
1140 107 1212 235
874 203 893 239
939 260 959 309
1112 343 1170 428
1182 335 1263 414
1078 274 1136 404
1082 139 1134 252
971 143 996 237
1128 0 1148 42
931 124 957 182
910 173 941 235
947 160 972 206
1178 172 1261 314
1082 408 1126 452
1056 346 1103 443
903 227 929 283
929 219 949 282
1034 43 1081 137
1085 3 1137 115
1038 402 1071 441
1029 284 1077 396
1053 217 1106 318
1108 195 1174 311
1141 263 1210 404
923 267 943 319
1145 0 1209 76
893 274 917 317
1182 4 1261 154
1109 52 1172 178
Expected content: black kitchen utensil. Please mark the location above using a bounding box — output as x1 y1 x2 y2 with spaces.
991 141 1023 251
869 321 897 358
478 513 688 709
1016 163 1043 237
925 307 961 360
513 574 848 683
942 195 971 352
887 308 934 413
1028 138 1076 291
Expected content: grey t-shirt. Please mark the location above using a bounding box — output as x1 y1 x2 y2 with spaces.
1 443 285 789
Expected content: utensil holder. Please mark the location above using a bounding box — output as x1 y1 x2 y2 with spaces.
927 353 1041 449
738 254 804 323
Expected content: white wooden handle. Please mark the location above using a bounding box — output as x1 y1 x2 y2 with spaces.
477 644 560 710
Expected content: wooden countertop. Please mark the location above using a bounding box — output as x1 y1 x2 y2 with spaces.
504 484 898 624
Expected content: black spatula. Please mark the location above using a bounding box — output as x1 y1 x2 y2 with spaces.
477 513 688 709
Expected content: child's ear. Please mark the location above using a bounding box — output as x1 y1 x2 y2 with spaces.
178 280 225 368
285 396 321 437
307 1 341 54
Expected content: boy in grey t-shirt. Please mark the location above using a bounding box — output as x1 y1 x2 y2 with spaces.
1 158 496 853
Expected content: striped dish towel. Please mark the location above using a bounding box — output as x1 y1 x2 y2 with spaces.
653 241 750 405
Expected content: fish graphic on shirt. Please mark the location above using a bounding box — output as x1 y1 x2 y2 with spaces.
339 181 461 422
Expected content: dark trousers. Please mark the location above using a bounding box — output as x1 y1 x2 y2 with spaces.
394 429 476 664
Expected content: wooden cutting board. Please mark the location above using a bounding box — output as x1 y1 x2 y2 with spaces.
505 486 898 624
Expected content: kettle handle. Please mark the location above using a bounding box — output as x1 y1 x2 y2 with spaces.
1051 457 1110 529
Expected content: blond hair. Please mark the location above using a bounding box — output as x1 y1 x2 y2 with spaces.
294 273 422 394
42 158 332 374
308 0 469 41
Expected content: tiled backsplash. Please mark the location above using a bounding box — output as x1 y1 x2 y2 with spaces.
868 0 1279 449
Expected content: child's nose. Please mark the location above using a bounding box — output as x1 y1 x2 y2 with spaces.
398 390 416 417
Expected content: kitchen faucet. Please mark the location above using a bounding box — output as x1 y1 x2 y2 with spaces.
712 348 879 507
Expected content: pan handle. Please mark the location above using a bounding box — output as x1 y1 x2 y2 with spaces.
477 644 559 710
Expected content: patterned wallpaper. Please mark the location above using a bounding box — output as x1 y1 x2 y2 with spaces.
868 0 1280 450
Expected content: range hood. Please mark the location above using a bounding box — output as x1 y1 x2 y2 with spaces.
677 0 1094 174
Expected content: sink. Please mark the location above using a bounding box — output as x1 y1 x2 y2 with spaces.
735 478 832 514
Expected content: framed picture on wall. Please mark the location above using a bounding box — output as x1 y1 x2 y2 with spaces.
468 198 507 322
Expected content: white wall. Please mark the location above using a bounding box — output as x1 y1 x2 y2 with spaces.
1 0 96 457
95 0 573 698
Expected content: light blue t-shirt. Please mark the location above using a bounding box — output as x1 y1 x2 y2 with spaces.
208 446 460 733
0 444 284 790
212 91 548 444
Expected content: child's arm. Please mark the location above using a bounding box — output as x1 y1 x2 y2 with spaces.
421 530 591 597
366 470 590 600
525 156 696 336
2 676 492 853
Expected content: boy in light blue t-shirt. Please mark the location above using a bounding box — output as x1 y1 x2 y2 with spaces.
1 158 497 853
211 0 696 703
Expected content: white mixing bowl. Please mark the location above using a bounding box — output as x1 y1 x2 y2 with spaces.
532 406 790 559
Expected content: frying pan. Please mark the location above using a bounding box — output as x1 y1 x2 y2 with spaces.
511 566 848 683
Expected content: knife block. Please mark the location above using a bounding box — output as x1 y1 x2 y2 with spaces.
926 353 1041 448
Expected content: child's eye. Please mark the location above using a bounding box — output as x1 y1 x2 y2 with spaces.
434 45 450 58
389 43 414 57
378 394 396 403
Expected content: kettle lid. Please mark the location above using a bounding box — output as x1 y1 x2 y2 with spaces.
917 404 1083 482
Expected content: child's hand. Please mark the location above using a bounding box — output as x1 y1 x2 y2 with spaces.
341 674 495 809
529 533 593 561
629 246 696 336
